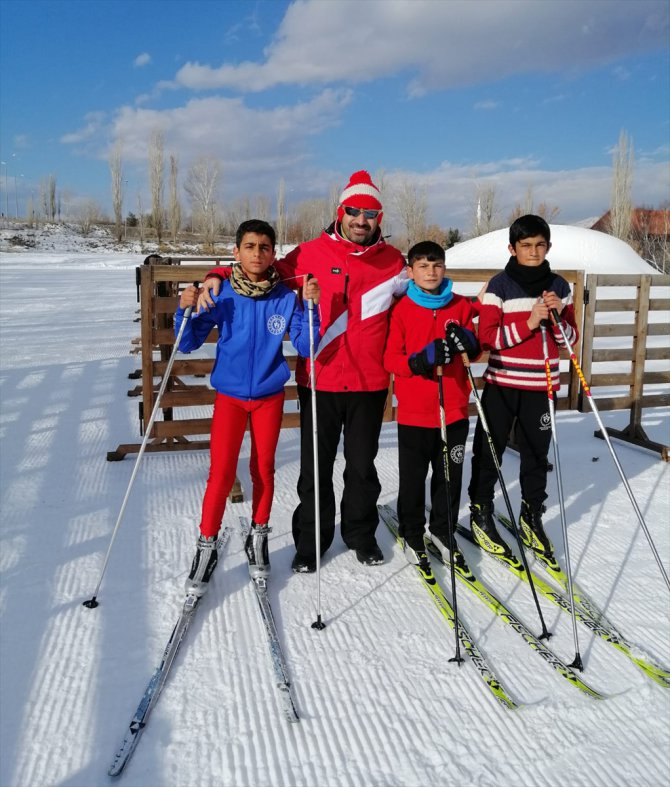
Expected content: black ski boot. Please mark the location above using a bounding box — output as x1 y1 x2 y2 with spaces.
244 521 270 579
470 503 512 557
427 530 468 572
402 533 431 571
520 500 554 556
185 534 218 596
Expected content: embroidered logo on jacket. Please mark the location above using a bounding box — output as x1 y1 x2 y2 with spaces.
267 314 286 336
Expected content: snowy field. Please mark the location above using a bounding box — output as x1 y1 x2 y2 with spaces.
0 242 669 787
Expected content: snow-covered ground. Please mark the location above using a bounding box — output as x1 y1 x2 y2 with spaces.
1 236 669 787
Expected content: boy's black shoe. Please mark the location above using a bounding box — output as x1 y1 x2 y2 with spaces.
185 534 218 596
244 521 271 579
470 503 512 558
519 500 554 556
291 553 316 574
355 541 384 566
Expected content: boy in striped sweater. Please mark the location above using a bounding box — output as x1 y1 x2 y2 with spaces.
467 214 579 558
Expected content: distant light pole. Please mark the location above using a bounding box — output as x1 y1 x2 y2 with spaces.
0 161 8 218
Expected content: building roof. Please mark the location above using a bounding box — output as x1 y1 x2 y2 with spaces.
591 209 670 236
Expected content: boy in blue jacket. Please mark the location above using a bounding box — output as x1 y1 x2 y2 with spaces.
175 219 320 595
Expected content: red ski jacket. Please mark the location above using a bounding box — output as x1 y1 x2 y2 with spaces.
207 224 407 392
383 292 479 428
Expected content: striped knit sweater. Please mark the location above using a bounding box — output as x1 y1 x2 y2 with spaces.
478 270 579 391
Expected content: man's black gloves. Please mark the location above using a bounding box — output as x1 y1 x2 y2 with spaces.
445 324 479 359
408 338 451 376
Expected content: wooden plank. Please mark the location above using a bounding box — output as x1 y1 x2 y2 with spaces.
587 371 670 386
581 393 670 412
592 322 668 338
630 277 651 428
592 347 670 362
594 298 638 311
580 273 597 397
140 266 155 435
593 324 635 337
568 270 585 408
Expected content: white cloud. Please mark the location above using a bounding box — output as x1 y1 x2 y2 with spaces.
164 0 668 95
133 53 152 68
474 100 499 111
101 89 352 197
13 134 30 150
60 112 108 145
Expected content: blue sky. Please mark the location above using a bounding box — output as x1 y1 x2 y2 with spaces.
1 0 668 231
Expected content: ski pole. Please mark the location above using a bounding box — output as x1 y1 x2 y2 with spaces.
306 274 326 631
83 284 199 609
460 352 552 640
541 323 582 669
436 366 464 665
550 308 670 592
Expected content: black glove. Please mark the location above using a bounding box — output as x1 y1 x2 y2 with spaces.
408 338 451 376
445 323 478 357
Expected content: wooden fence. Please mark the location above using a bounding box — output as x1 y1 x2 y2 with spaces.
579 273 670 459
108 259 668 463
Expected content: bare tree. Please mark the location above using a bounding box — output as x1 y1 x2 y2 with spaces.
137 193 145 246
287 198 331 242
78 198 103 236
184 156 221 247
633 207 670 273
168 154 181 244
470 183 501 237
276 178 286 253
610 129 634 241
328 182 340 219
254 195 271 221
38 176 57 222
148 130 165 245
109 142 124 243
393 177 427 249
508 186 560 224
48 175 56 222
26 195 35 227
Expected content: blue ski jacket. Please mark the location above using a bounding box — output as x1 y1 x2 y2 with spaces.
175 279 320 400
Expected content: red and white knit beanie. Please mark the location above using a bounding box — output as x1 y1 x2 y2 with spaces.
337 170 383 223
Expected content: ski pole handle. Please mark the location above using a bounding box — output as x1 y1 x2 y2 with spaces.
306 273 314 311
181 281 200 319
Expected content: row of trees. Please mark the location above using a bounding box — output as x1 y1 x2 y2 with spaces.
12 129 667 269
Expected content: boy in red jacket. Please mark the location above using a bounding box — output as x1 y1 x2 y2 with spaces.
383 241 480 568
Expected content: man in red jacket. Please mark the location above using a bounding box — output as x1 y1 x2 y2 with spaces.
200 171 408 572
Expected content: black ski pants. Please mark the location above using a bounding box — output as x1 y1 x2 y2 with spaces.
397 419 469 549
292 386 388 558
468 384 552 509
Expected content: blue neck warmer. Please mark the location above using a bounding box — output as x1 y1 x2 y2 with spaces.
407 278 453 309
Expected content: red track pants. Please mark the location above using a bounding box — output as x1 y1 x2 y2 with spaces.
199 390 285 537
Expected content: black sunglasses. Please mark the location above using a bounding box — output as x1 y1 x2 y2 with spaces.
343 206 381 220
